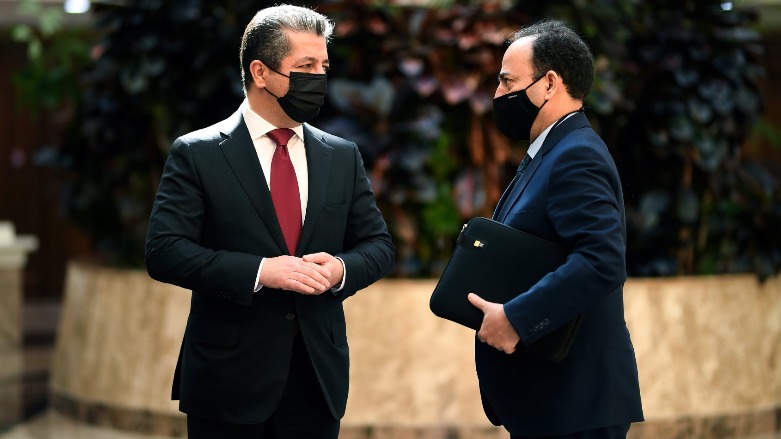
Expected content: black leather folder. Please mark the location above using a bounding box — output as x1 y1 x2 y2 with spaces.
429 217 582 362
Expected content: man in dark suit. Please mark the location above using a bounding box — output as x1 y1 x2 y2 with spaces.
144 5 394 438
466 20 644 438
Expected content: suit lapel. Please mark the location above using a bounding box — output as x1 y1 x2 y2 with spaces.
296 124 332 256
536 111 590 158
496 158 543 222
218 109 287 254
496 112 591 222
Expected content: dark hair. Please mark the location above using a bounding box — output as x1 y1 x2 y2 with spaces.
509 19 594 100
240 4 334 91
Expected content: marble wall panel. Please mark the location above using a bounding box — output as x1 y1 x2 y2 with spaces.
343 279 492 426
625 275 781 418
50 263 187 415
0 268 23 427
49 262 781 437
0 350 22 428
0 270 22 347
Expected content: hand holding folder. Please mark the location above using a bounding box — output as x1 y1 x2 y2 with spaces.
429 217 582 362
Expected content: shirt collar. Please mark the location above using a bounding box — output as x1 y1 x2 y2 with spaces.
527 112 577 159
241 99 305 142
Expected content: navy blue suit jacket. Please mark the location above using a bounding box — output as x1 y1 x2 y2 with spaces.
476 112 643 436
145 108 394 424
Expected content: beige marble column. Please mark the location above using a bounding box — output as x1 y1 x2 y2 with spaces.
0 222 38 428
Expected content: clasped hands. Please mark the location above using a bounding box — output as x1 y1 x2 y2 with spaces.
259 252 344 295
468 293 520 354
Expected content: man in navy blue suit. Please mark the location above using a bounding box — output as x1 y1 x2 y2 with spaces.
467 19 644 438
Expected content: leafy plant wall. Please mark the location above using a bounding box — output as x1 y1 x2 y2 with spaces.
617 2 781 279
23 0 780 278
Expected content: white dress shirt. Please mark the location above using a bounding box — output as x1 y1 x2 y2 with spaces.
241 100 345 293
528 112 577 159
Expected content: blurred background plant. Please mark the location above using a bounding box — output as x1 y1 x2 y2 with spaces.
314 0 646 276
615 1 781 279
11 0 92 116
14 0 781 279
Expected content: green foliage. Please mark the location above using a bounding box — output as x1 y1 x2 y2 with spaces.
16 0 780 278
11 0 92 115
316 2 534 275
32 0 276 266
614 1 781 278
751 117 781 148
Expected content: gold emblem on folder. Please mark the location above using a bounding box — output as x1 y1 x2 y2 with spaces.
473 240 484 248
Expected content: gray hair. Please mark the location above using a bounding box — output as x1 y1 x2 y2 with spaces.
240 4 334 91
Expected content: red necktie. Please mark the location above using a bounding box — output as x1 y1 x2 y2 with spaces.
267 128 301 255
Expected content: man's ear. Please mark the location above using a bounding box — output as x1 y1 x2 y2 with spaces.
249 60 267 89
545 70 560 98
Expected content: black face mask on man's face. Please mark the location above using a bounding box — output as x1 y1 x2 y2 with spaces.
265 67 328 123
493 75 547 141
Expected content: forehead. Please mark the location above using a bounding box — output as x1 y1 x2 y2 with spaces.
282 30 328 62
501 36 535 76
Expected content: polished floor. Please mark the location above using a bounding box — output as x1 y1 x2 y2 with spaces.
0 411 176 439
2 411 780 439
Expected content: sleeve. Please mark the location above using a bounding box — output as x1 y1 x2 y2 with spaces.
144 137 262 306
503 139 626 345
334 145 395 299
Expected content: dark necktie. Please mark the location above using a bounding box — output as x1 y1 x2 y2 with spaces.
267 128 301 255
517 153 532 176
493 153 532 219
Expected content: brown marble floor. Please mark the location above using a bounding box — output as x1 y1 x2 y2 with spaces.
0 411 173 439
2 411 780 439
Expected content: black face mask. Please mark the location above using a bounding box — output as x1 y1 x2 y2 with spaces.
493 75 547 140
265 68 327 123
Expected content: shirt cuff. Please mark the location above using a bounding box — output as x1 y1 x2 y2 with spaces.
331 256 346 293
254 258 266 293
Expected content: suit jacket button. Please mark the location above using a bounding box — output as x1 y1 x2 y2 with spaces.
286 313 295 321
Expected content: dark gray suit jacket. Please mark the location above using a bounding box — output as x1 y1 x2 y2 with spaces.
145 108 394 424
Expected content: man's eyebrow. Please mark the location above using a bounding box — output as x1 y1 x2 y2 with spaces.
293 56 329 65
497 71 512 81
